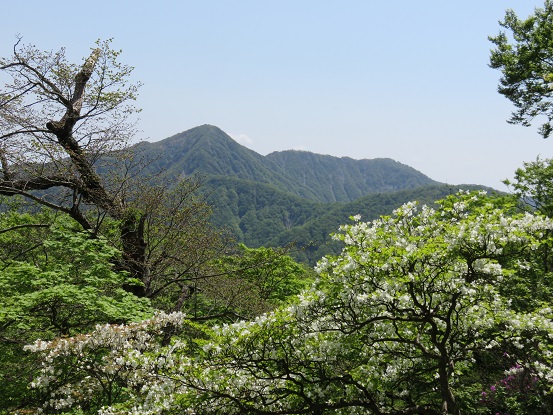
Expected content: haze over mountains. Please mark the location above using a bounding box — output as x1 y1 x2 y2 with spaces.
135 125 490 263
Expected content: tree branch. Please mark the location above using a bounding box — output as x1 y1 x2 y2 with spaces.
0 223 49 235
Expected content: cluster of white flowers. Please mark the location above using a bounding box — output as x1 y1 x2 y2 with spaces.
25 311 187 413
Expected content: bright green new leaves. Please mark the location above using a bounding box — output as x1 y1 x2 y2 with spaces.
0 220 152 339
490 1 553 138
216 244 310 305
504 156 553 217
0 212 153 413
197 244 311 320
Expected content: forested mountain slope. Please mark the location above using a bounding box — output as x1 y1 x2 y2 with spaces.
266 184 493 264
134 125 319 199
134 125 438 203
265 150 437 202
134 125 491 263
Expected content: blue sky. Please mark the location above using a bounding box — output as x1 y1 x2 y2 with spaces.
1 1 550 189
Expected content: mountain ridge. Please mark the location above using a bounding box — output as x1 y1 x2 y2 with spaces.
132 125 492 263
134 124 440 203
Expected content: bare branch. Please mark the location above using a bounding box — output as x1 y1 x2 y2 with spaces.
0 223 49 235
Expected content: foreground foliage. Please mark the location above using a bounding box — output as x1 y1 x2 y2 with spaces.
21 192 553 414
0 206 310 414
0 211 153 412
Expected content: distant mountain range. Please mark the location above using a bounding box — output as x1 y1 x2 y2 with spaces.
134 125 491 264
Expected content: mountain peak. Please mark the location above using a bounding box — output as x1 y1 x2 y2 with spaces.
186 124 227 136
162 124 236 146
138 125 439 202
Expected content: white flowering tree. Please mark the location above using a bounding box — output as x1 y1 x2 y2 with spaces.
24 192 553 414
174 191 553 415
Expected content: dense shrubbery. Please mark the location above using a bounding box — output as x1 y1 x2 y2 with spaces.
7 190 553 415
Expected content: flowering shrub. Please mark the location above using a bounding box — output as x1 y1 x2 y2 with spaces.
482 361 549 415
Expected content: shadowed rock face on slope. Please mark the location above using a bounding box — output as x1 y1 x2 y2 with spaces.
133 124 439 203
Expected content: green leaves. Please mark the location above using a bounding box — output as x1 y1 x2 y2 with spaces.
14 191 553 414
490 1 553 138
0 210 154 412
0 213 153 340
172 191 553 414
504 156 553 215
186 244 311 321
